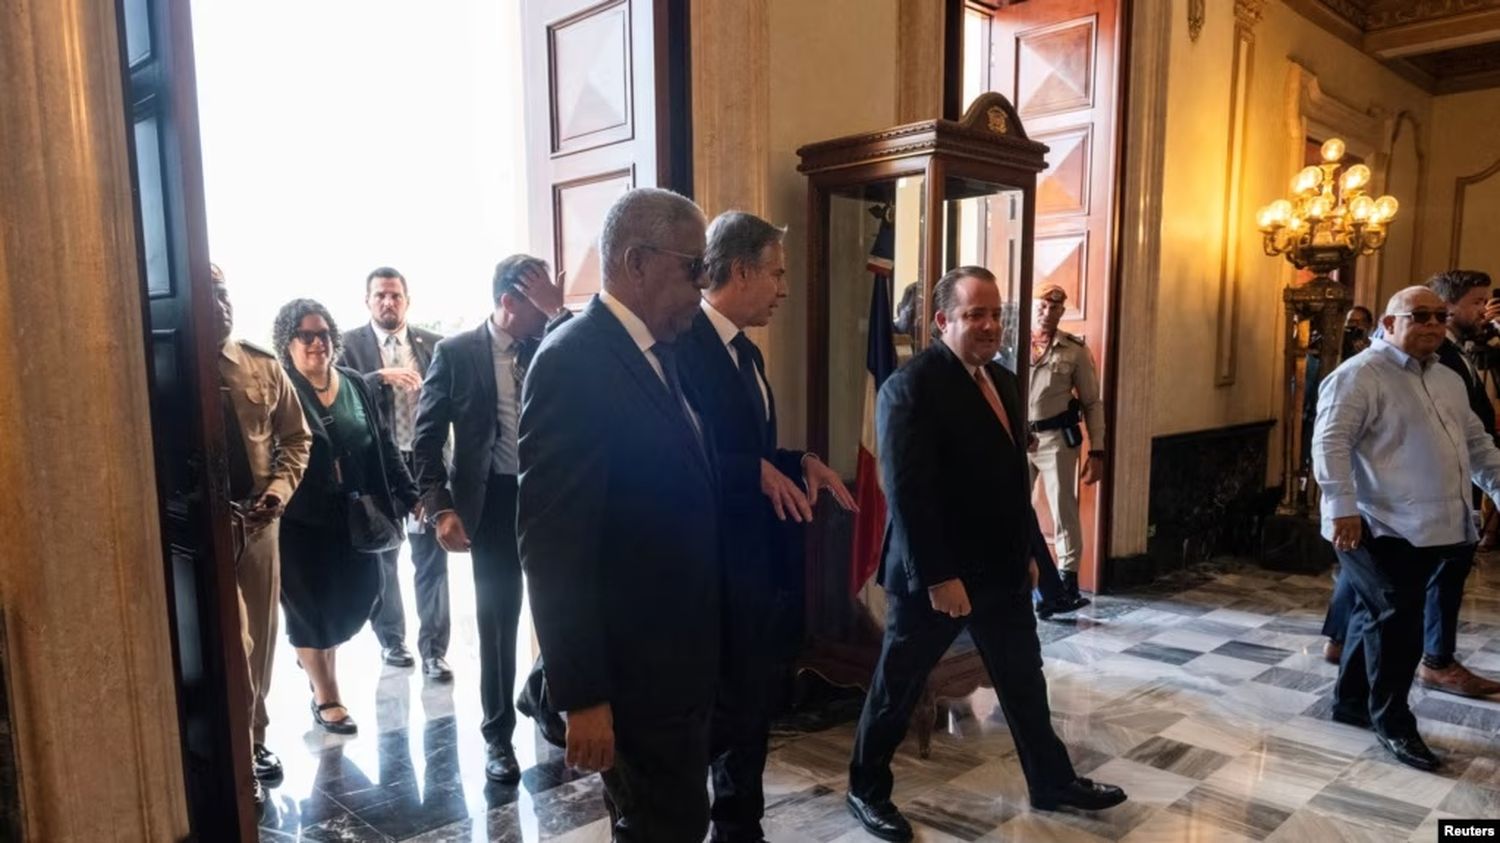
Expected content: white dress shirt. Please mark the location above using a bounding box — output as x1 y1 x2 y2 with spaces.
599 289 702 437
1313 337 1500 546
700 299 770 419
485 318 521 476
600 289 666 386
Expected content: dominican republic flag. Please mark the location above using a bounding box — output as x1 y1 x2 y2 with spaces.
849 214 898 594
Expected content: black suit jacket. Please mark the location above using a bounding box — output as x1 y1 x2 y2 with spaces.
517 296 720 716
1438 338 1499 444
283 365 419 527
877 340 1032 596
677 311 803 588
412 321 524 534
339 323 443 443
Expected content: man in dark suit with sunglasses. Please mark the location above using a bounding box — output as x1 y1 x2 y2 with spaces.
519 188 721 842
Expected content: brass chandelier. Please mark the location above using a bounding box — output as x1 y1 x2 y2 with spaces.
1256 138 1398 276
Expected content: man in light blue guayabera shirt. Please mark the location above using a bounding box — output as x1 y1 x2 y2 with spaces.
1313 285 1500 773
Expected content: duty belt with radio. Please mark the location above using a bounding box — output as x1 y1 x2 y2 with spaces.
1029 399 1084 448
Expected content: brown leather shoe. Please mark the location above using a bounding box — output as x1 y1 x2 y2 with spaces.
1418 662 1500 698
1323 640 1343 665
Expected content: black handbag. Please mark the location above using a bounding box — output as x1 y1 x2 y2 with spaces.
346 491 402 553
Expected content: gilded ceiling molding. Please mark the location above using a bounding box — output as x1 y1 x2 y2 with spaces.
1189 0 1205 41
1235 0 1267 30
1365 0 1500 31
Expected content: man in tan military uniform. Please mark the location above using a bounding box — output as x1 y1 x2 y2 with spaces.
1028 283 1104 598
211 264 311 807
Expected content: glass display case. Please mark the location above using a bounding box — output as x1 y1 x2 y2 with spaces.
795 93 1048 754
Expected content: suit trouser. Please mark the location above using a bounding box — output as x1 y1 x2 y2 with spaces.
849 580 1076 803
1322 545 1475 662
472 474 523 747
370 452 451 658
709 567 778 842
236 520 280 745
1030 516 1067 604
602 703 712 843
1029 431 1083 574
1333 534 1462 738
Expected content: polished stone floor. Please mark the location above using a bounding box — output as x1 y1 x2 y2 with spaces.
259 550 1500 842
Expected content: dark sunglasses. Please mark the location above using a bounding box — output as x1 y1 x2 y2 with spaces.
1391 310 1449 325
640 244 707 287
293 329 332 345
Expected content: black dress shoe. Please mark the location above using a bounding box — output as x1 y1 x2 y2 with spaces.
252 743 283 784
253 776 267 814
486 743 522 784
423 656 454 681
1378 732 1441 771
1036 594 1092 619
1033 777 1128 811
311 699 358 735
516 669 567 750
845 793 913 842
382 643 416 668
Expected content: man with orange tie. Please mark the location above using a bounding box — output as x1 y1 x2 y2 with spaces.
845 266 1125 841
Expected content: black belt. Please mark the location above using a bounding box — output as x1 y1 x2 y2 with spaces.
1029 408 1080 433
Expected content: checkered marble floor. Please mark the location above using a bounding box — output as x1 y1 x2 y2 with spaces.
260 555 1500 842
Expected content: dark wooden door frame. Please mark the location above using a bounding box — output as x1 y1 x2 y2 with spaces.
115 0 256 837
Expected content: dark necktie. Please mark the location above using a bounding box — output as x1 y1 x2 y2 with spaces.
730 332 769 440
651 342 706 459
220 386 255 500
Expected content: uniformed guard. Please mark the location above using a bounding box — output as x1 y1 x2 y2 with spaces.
1028 283 1104 600
211 264 312 810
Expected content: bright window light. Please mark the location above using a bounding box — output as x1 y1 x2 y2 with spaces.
193 0 528 345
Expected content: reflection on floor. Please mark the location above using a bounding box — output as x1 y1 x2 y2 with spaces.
260 552 1500 841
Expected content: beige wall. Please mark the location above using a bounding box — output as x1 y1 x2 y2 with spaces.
1151 0 1432 445
1419 87 1500 279
760 0 899 451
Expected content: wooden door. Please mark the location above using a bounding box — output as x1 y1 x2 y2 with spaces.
521 0 691 306
987 0 1120 591
118 0 256 837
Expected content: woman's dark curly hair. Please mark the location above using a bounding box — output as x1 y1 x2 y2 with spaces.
271 298 344 369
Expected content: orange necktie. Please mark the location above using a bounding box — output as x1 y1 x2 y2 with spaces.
975 368 1016 444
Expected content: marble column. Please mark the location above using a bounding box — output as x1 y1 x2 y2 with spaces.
691 1 776 357
1109 0 1173 558
895 0 947 122
0 0 191 838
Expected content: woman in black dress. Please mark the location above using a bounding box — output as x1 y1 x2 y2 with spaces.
273 298 418 734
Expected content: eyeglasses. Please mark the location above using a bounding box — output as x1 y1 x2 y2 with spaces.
293 329 332 345
1391 310 1450 325
640 245 707 288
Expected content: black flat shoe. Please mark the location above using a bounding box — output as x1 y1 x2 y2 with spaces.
252 743 283 784
486 743 522 784
845 793 913 842
311 699 358 735
1378 733 1440 771
253 777 267 815
382 643 416 668
1033 777 1128 811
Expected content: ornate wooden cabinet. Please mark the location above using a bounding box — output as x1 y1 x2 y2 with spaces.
795 93 1048 754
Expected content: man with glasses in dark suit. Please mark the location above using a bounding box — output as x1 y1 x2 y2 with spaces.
519 188 720 842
